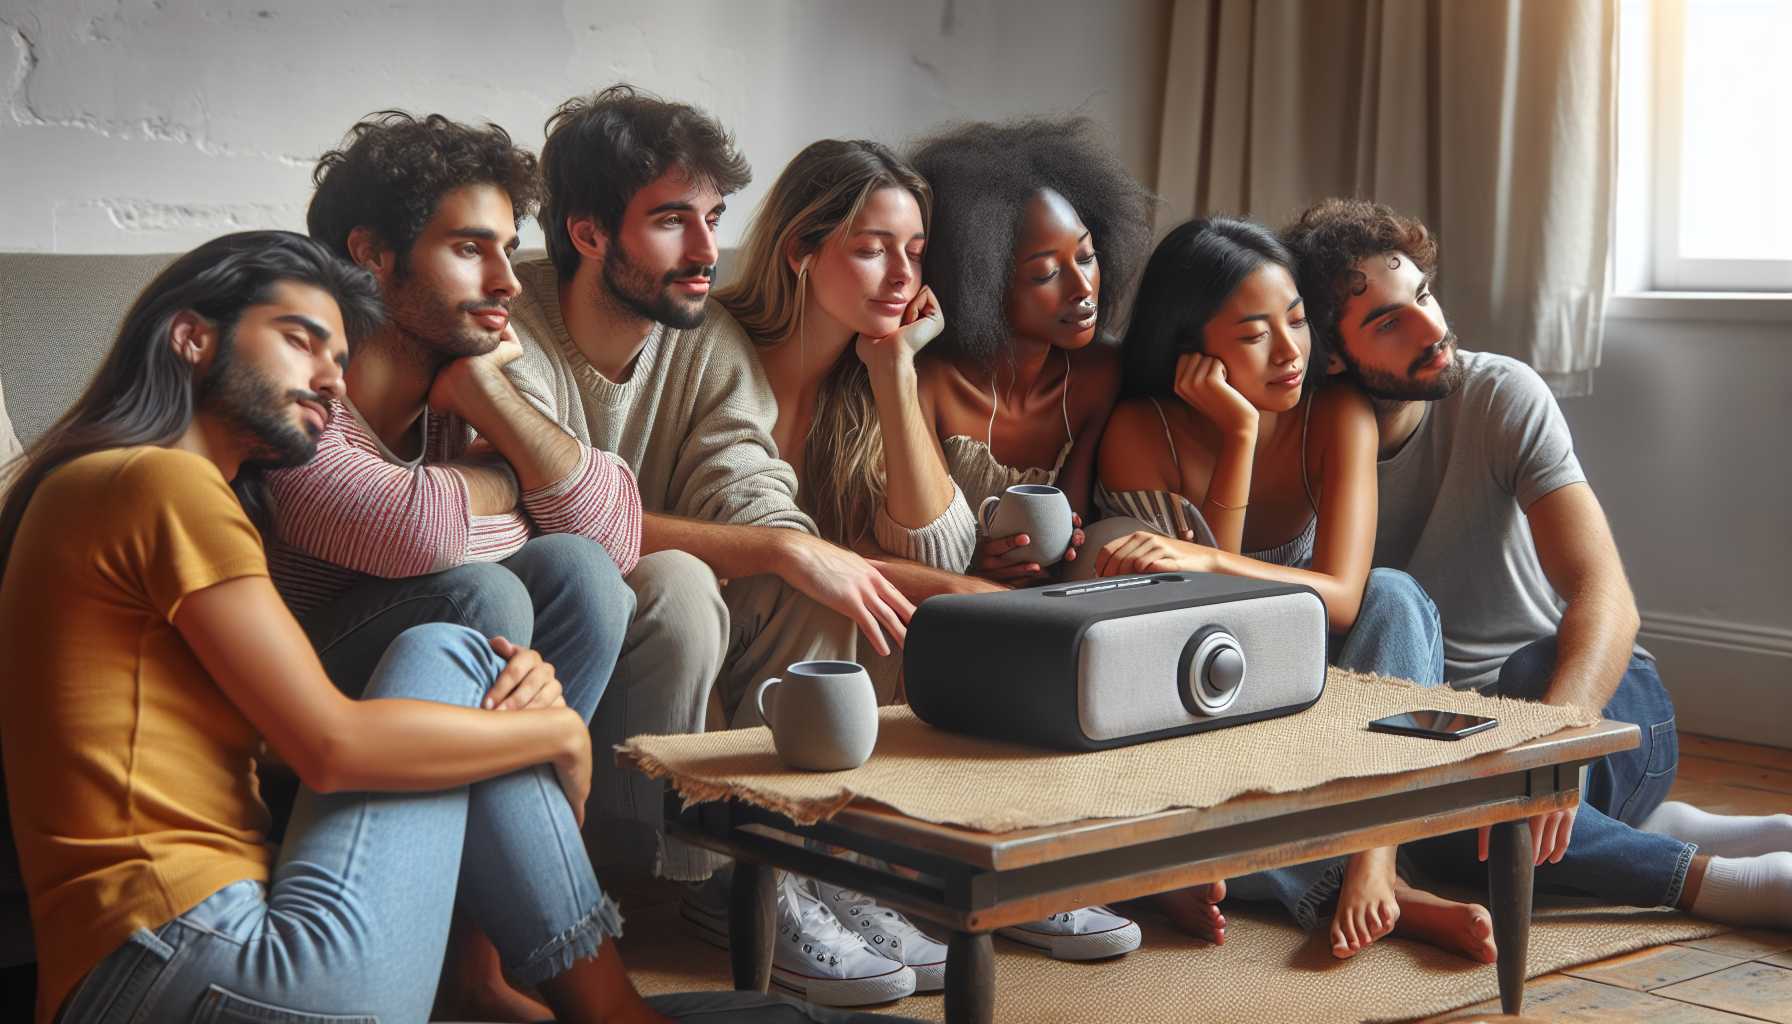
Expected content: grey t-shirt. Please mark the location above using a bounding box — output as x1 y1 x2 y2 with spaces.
1374 350 1642 689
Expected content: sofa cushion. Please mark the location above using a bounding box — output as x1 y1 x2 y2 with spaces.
0 252 179 448
0 373 19 465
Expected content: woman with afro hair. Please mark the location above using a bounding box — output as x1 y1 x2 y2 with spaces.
907 117 1151 587
899 119 1235 959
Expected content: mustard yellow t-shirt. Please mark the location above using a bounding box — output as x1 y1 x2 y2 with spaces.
0 446 273 1024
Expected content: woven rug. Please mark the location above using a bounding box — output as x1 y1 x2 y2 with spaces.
617 669 1599 831
619 896 1728 1023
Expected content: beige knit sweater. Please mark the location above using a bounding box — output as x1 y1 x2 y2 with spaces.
505 258 815 534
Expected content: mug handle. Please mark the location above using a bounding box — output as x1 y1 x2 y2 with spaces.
978 494 1000 534
754 676 781 725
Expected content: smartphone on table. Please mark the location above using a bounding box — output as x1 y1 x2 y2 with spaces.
1366 709 1499 740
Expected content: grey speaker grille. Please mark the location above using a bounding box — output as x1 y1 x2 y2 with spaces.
1075 591 1327 742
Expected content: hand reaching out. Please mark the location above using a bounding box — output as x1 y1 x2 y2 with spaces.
1094 530 1217 577
779 532 916 657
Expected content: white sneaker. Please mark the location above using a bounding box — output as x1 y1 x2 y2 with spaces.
810 879 949 992
772 875 917 1006
681 872 918 1004
997 906 1142 960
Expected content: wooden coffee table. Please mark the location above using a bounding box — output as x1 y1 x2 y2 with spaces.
664 719 1638 1023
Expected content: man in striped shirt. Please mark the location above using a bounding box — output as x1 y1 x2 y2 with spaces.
265 114 643 1021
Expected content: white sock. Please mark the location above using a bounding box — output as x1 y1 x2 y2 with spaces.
1690 852 1792 928
1641 800 1792 858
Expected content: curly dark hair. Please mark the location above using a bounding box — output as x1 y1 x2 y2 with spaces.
910 117 1155 364
307 111 542 271
1121 217 1310 399
1280 197 1438 359
539 84 752 281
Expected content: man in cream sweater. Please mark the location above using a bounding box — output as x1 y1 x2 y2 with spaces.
505 86 921 1007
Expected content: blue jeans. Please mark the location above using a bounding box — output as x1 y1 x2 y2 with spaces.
1229 568 1447 927
57 624 618 1022
301 533 632 722
1404 637 1696 908
259 534 635 837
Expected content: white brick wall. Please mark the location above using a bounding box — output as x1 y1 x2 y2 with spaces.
0 0 1170 253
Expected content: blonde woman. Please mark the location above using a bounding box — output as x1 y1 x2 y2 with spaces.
717 139 993 603
718 140 1143 968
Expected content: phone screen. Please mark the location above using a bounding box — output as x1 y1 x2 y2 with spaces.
1369 710 1499 738
1382 710 1492 733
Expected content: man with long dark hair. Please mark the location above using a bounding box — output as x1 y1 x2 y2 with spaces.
0 229 924 1024
1284 197 1791 933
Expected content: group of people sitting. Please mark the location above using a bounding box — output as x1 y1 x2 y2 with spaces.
2 83 1788 1024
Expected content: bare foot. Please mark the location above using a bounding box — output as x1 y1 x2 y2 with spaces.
434 977 553 1023
433 916 553 1022
1148 879 1228 943
1391 881 1498 963
1331 847 1400 959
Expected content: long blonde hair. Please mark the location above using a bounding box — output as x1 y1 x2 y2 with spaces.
716 140 932 547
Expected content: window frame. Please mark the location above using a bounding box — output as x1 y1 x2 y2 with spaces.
1643 0 1792 292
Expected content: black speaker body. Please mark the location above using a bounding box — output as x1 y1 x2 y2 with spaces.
904 572 1328 751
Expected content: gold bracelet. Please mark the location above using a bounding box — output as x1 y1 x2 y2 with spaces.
1206 497 1249 511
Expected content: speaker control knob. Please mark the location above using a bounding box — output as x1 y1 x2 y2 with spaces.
1179 627 1247 716
1206 647 1244 693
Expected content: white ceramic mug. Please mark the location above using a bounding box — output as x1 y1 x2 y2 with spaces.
753 660 879 771
978 483 1075 567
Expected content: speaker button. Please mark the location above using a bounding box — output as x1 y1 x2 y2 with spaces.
1178 627 1246 716
1206 647 1244 693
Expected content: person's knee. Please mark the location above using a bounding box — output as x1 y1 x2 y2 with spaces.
1333 569 1444 685
523 533 633 601
365 622 497 708
1497 636 1559 701
516 534 636 645
631 549 727 675
425 561 535 647
1357 569 1439 635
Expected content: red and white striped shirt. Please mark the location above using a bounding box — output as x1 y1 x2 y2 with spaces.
267 398 641 616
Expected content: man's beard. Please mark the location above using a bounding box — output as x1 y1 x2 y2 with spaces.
1336 332 1467 402
383 273 506 363
600 238 712 330
198 338 319 469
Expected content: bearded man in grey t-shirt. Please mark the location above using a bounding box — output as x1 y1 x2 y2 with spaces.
1280 199 1791 937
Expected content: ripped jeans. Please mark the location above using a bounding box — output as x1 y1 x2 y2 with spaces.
56 624 620 1023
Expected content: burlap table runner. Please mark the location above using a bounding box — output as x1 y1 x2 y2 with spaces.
617 668 1601 831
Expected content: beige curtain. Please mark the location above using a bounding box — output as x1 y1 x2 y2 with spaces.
1156 0 1616 395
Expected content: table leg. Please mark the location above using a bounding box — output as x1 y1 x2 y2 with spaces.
1488 819 1535 1014
729 861 775 992
943 931 994 1024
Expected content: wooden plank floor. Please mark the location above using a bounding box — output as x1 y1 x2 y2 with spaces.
1428 733 1792 1023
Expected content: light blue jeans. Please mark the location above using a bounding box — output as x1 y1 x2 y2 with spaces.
1228 568 1447 927
255 533 634 838
57 623 618 1022
1403 637 1696 909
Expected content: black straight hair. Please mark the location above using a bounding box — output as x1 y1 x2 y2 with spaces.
0 230 383 585
1120 217 1317 400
